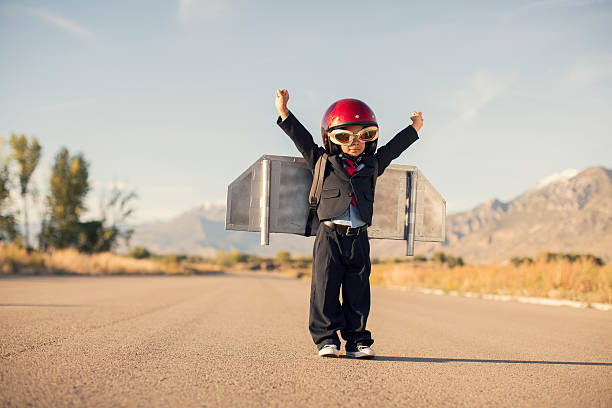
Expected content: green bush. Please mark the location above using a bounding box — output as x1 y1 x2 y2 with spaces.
432 252 447 263
216 250 233 267
447 256 464 268
127 246 151 259
216 249 249 267
510 256 534 267
229 250 249 264
432 251 464 268
537 252 604 266
275 250 291 263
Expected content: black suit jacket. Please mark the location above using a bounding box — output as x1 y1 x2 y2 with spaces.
277 111 419 225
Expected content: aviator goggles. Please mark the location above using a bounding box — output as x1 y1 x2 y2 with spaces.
328 126 379 146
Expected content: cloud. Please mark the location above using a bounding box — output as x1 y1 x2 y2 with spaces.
562 54 612 86
24 6 93 38
447 70 518 122
178 0 229 24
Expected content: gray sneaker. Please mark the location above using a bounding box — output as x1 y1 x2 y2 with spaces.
318 344 340 358
346 345 376 359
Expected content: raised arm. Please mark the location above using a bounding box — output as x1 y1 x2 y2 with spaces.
275 89 290 121
375 112 423 175
275 89 325 169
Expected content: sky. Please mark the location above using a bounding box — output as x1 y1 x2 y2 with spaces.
1 0 611 225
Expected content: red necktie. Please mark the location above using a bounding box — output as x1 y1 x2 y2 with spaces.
343 158 358 206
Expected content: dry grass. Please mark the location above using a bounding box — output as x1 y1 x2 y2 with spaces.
3 242 610 305
370 259 612 305
0 243 45 274
0 243 221 276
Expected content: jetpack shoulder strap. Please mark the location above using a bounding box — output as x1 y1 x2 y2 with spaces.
305 152 328 236
371 157 379 195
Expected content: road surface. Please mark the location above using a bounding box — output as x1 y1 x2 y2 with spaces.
1 272 611 407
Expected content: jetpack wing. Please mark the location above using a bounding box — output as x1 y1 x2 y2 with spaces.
226 155 445 256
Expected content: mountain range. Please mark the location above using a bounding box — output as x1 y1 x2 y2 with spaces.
127 166 612 264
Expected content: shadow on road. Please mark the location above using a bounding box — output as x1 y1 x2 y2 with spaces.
366 356 612 366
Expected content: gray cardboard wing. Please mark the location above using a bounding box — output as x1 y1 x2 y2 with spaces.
226 155 445 255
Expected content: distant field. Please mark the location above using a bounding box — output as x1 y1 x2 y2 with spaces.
2 243 610 306
369 261 612 305
0 244 220 276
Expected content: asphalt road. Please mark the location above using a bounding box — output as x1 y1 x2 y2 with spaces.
1 272 611 407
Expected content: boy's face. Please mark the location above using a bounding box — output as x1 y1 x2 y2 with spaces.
339 124 366 156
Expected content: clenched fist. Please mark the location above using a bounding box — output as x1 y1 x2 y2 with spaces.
410 111 423 133
275 89 290 120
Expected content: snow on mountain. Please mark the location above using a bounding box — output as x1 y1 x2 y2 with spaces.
532 168 579 191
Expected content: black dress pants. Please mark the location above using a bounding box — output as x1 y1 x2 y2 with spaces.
308 222 374 351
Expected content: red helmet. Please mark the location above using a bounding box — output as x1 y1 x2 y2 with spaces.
320 98 378 155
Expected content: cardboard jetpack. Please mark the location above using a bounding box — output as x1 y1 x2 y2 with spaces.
225 155 446 256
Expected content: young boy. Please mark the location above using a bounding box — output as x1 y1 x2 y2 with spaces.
275 89 423 358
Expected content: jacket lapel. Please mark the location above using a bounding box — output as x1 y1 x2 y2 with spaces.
329 155 350 180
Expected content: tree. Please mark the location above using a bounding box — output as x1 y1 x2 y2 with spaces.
39 147 90 250
38 148 138 253
72 185 138 253
0 138 18 243
9 134 42 249
97 185 138 251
